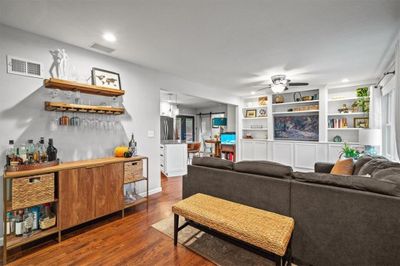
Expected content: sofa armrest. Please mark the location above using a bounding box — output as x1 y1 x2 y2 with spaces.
314 162 334 173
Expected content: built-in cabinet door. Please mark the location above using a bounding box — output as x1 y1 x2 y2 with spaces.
253 141 268 160
94 163 123 218
272 142 293 166
59 167 96 230
241 141 254 160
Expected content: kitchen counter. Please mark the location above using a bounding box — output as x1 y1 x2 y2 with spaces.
4 156 146 179
161 140 189 145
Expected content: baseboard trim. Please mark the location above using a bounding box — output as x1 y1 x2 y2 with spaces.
0 186 163 247
139 186 162 197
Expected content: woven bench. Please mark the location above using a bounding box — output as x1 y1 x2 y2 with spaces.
172 193 295 266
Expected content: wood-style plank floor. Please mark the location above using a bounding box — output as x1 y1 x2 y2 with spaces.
4 175 214 266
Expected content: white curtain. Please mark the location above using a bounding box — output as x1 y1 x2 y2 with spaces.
395 41 400 158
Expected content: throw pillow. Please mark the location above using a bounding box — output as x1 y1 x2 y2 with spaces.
330 158 354 175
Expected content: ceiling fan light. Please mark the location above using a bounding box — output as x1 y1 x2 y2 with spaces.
272 83 286 93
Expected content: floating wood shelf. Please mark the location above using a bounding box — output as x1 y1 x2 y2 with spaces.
6 199 58 212
45 102 125 115
6 227 59 250
44 78 125 97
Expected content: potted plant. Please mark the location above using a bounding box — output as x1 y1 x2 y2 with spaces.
340 143 360 159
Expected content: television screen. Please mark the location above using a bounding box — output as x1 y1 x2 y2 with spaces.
221 132 236 145
212 117 227 128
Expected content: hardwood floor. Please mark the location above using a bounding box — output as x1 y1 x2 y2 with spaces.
4 175 214 266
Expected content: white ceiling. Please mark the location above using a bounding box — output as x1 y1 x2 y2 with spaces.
160 90 221 109
1 0 399 96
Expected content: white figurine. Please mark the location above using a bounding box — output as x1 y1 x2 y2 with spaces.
49 49 63 78
60 49 69 79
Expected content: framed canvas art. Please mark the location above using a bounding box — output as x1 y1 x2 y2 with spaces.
274 115 319 141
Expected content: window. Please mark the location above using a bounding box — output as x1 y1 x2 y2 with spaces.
382 91 399 161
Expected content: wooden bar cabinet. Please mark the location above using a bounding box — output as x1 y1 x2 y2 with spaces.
3 156 149 264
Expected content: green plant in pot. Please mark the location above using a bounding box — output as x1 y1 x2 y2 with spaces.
340 143 360 159
356 87 370 113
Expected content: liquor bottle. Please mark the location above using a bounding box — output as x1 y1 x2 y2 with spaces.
128 134 134 149
31 206 40 230
23 208 34 237
18 144 28 164
47 138 57 161
33 138 41 163
15 210 24 237
39 137 47 163
6 140 15 166
6 212 11 235
27 140 35 164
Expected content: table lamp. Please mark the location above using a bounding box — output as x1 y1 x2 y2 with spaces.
359 129 382 156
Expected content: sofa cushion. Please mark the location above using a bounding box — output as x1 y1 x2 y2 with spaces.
353 156 373 175
373 167 400 180
234 161 293 179
358 159 400 176
293 172 400 197
330 158 354 175
192 157 234 170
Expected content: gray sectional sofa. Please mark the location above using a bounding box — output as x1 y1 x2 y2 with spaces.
182 157 400 266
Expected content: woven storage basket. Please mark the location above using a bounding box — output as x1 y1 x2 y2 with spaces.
12 173 55 210
124 160 143 183
40 216 56 230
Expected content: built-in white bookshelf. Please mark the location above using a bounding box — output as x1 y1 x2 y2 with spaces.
241 95 269 140
327 84 372 143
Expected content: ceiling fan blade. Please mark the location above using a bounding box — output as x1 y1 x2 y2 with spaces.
288 82 309 86
256 86 271 91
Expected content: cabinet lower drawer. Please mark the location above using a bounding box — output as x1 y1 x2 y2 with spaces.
124 160 143 183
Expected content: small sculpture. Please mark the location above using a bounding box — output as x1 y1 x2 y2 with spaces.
49 49 69 79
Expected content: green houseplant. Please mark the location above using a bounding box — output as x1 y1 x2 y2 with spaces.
356 87 370 113
340 143 360 159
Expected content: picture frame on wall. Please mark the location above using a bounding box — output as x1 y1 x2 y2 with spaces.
258 96 268 106
91 68 121 89
354 117 369 128
245 109 257 118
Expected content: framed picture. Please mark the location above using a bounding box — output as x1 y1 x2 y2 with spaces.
258 108 267 117
258 96 268 106
274 115 319 141
245 109 257 118
354 117 369 128
91 68 121 89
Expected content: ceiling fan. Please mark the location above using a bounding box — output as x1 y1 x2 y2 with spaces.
257 75 309 93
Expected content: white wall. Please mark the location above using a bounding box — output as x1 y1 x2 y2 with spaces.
0 24 240 236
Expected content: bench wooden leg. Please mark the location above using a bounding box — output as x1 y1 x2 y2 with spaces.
174 213 179 246
274 255 282 266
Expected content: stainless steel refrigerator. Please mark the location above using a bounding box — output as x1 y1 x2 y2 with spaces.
160 116 174 140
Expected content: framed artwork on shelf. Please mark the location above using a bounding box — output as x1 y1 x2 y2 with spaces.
354 117 369 128
258 96 268 106
245 109 257 118
91 68 121 89
258 108 267 117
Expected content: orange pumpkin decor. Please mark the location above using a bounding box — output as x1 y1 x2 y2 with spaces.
114 146 129 157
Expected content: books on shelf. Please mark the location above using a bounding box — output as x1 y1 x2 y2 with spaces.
328 118 348 129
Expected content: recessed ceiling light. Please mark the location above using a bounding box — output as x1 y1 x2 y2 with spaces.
341 78 349 83
251 91 256 95
102 32 116 42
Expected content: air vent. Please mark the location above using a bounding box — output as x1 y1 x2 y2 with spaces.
7 56 43 78
90 43 115 53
